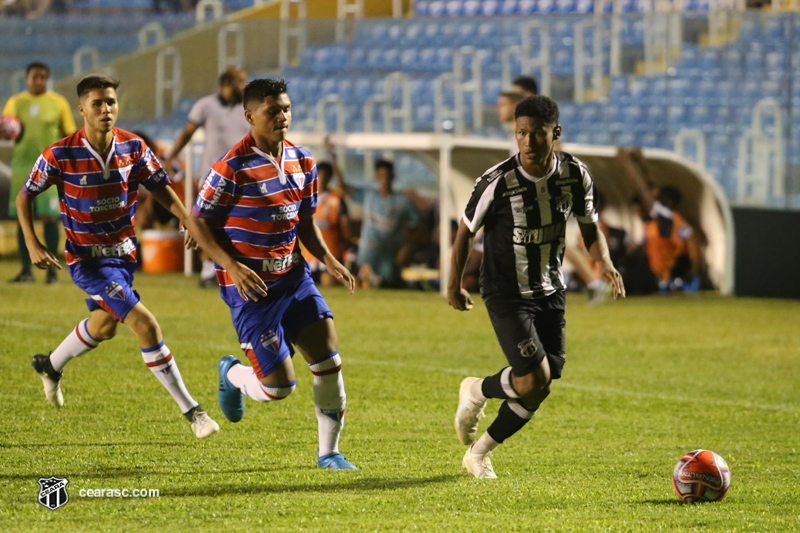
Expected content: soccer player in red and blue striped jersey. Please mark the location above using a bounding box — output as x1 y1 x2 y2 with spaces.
187 78 358 469
16 74 219 439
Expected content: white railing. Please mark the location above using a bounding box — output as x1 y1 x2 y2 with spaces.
501 21 551 95
674 129 707 168
316 95 346 133
196 0 223 23
138 22 166 50
218 23 245 72
155 46 182 119
337 0 364 41
574 19 604 103
279 0 307 67
453 47 484 131
73 47 100 77
362 72 412 178
736 98 785 203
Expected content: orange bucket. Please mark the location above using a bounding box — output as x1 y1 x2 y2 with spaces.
141 229 184 273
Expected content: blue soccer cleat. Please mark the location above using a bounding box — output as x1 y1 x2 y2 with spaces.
318 452 359 470
218 355 244 423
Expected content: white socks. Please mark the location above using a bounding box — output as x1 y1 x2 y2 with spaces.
472 433 500 455
50 319 101 372
309 352 346 456
470 378 487 403
226 363 296 401
141 342 198 413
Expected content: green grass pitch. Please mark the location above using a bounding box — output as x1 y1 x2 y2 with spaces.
0 260 798 532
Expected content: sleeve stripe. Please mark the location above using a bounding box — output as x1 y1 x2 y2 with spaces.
463 177 501 233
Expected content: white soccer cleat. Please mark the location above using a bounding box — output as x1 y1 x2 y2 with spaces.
454 377 487 445
31 354 64 408
190 410 220 439
462 447 498 479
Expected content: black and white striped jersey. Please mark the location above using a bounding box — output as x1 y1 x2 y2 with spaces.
463 151 599 299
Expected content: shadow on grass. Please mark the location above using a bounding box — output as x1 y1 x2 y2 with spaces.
0 466 287 481
167 474 461 497
640 499 685 505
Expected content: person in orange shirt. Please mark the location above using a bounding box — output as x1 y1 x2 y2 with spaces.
302 139 354 287
619 148 701 293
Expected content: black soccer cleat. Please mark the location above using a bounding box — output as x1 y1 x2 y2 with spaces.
32 354 64 408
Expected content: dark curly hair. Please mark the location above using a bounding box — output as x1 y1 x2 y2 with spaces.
243 78 289 109
514 95 559 124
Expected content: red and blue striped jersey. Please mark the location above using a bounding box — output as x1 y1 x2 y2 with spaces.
22 128 170 277
192 134 318 307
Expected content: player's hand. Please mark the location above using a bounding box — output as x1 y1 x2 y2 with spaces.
29 240 62 271
600 261 626 299
324 255 356 294
448 286 473 311
228 262 268 302
179 221 198 250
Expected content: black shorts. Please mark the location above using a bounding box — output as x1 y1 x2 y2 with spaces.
483 290 567 379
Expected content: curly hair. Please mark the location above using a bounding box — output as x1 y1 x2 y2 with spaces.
514 95 559 124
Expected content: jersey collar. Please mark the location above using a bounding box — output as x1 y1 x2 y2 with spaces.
250 138 287 185
515 154 558 183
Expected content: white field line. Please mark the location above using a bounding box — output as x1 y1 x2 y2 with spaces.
345 358 800 414
7 320 795 414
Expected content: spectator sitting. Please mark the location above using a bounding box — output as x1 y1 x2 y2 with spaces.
356 160 419 288
302 138 355 287
618 147 701 294
132 131 185 232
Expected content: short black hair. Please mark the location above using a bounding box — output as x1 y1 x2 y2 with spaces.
375 159 394 177
514 95 559 124
500 90 525 103
317 161 333 179
512 75 538 96
243 78 288 109
77 74 120 98
26 62 50 75
659 185 683 208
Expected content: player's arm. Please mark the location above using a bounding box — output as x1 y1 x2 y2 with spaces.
164 122 199 172
149 185 197 249
325 136 353 196
185 214 268 302
15 190 60 270
297 210 355 293
579 221 625 299
617 146 655 215
448 220 475 311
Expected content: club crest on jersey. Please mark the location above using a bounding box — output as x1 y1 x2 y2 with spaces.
260 331 280 352
105 282 125 301
37 477 69 511
555 193 573 216
518 339 538 358
119 166 132 183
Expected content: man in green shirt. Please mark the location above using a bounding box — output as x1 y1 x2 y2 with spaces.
2 62 76 283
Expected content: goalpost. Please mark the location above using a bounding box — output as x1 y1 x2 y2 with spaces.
181 132 735 296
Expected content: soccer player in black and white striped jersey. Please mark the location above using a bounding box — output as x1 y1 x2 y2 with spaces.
449 95 625 479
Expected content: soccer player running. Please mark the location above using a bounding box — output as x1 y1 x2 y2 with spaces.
449 96 625 478
186 79 359 470
17 74 219 439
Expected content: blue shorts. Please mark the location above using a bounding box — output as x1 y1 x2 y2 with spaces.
230 271 333 379
72 262 140 322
